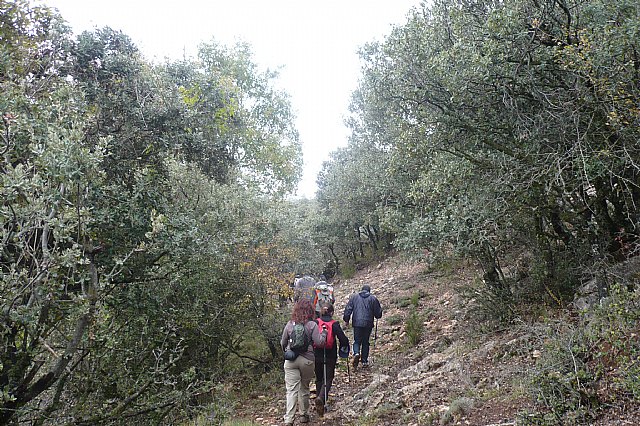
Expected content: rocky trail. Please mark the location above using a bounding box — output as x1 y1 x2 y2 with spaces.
234 255 545 426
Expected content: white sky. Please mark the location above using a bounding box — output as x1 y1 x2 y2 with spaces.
41 0 420 198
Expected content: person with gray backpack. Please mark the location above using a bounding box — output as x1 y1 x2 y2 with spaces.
312 281 335 318
343 284 383 369
280 299 327 425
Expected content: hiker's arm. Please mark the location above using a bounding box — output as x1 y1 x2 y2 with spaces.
280 324 289 351
334 322 349 348
343 296 354 322
374 297 383 319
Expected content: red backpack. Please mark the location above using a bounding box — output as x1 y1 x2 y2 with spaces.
314 318 336 349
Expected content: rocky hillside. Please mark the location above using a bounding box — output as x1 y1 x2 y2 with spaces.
233 255 640 426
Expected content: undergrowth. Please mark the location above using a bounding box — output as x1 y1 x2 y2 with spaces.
523 283 640 424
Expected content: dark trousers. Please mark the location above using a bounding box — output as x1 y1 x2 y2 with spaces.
353 326 373 363
314 356 337 404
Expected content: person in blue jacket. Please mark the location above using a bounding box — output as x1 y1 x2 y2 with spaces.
342 284 383 369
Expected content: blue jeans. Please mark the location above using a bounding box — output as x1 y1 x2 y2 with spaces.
352 326 373 363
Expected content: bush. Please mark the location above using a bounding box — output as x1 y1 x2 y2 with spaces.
405 309 424 346
411 292 420 307
458 277 515 327
587 284 640 400
386 314 404 326
394 295 414 308
440 397 474 425
340 262 357 279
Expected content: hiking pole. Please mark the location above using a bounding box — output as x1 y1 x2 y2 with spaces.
371 318 378 365
323 345 328 412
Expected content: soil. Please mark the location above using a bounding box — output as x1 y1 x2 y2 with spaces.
233 255 639 426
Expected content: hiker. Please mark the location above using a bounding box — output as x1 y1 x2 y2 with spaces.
343 284 383 369
313 302 349 417
313 281 335 318
293 275 316 303
280 299 328 425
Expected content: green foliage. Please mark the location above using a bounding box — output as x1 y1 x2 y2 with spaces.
458 278 516 328
385 314 403 326
586 283 640 399
0 2 304 424
410 291 420 307
440 397 475 425
394 290 428 309
394 295 414 309
272 198 327 275
529 282 640 423
322 0 640 311
418 410 441 425
530 324 598 424
405 309 424 346
340 262 357 279
163 41 301 193
314 141 394 272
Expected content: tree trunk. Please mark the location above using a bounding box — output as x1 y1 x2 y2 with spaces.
367 225 379 251
356 228 364 258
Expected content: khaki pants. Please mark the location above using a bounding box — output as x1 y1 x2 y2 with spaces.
283 355 315 423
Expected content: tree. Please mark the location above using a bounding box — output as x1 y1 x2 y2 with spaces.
315 140 392 270
164 41 302 194
341 0 640 297
1 2 304 423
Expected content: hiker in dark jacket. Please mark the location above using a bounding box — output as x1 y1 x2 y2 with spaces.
313 303 349 417
281 299 327 425
343 284 383 369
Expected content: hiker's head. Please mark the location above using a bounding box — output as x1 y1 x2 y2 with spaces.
361 284 371 293
320 302 334 316
292 299 314 323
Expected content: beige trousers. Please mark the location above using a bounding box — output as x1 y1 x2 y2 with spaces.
283 355 315 423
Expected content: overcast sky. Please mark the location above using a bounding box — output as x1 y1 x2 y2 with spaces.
41 0 420 198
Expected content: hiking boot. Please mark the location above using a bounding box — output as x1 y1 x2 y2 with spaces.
300 413 310 423
352 353 360 369
361 361 369 368
315 396 325 417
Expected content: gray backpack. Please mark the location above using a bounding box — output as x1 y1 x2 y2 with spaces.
289 322 310 353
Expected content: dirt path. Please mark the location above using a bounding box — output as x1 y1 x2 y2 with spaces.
232 254 640 426
239 255 534 426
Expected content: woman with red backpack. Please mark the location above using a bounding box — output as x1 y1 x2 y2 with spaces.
313 302 350 417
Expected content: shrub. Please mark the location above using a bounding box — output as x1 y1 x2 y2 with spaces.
458 277 515 328
440 397 474 425
405 309 423 346
340 262 357 279
386 314 404 326
411 292 420 307
586 284 640 400
530 322 598 424
394 295 413 308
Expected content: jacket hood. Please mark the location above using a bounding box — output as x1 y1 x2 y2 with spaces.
359 290 371 298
